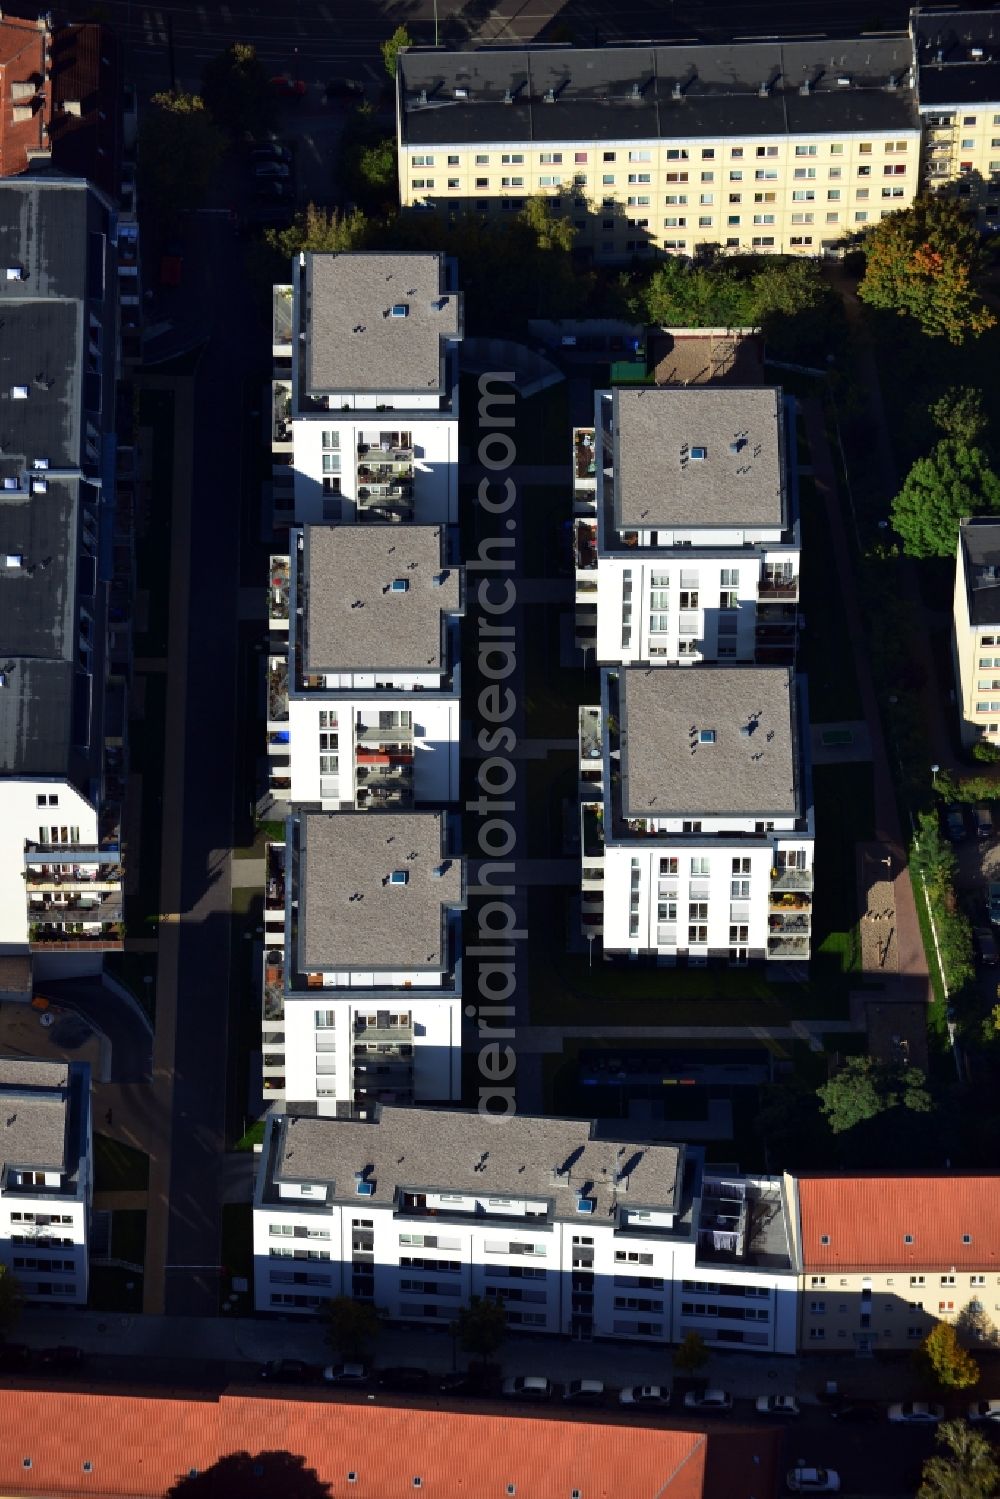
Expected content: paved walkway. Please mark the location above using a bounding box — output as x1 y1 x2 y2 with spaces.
520 1021 860 1053
802 399 929 1005
142 373 197 1315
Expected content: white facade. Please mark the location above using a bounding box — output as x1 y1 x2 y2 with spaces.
282 994 461 1116
286 697 460 810
0 1060 91 1306
291 415 459 526
252 1111 798 1351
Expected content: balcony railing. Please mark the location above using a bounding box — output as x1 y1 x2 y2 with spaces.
767 934 810 958
768 912 811 934
356 724 413 744
357 443 413 461
579 705 603 764
770 868 814 892
757 579 799 601
575 519 597 572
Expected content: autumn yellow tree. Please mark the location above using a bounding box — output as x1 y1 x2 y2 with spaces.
922 1320 981 1390
859 195 995 343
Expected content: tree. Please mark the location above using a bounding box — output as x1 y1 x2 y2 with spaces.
919 1420 1000 1499
0 1267 21 1337
956 1299 1000 1349
929 387 989 447
322 1296 381 1362
672 1331 709 1373
138 92 224 220
891 440 1000 558
266 204 371 263
166 1453 331 1499
859 195 996 343
201 41 272 136
382 25 413 80
817 1055 933 1134
922 1322 981 1391
456 1296 507 1365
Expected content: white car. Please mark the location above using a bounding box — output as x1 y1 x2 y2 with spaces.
969 1399 1000 1422
888 1401 944 1424
501 1375 552 1401
683 1388 733 1412
619 1384 671 1409
787 1467 841 1494
757 1394 800 1417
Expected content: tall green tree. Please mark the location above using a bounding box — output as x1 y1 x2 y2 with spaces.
891 439 1000 558
382 25 413 79
266 204 371 262
138 92 224 220
922 1322 981 1391
859 195 996 343
456 1296 507 1365
817 1055 933 1134
919 1421 1000 1499
929 386 989 447
322 1296 381 1362
201 41 272 136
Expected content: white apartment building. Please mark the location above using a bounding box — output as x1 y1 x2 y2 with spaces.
584 665 813 964
396 39 920 262
0 179 126 980
269 811 465 1117
271 251 463 527
253 1105 798 1349
0 1058 91 1305
952 517 1000 747
268 524 462 810
912 9 1000 229
576 386 799 667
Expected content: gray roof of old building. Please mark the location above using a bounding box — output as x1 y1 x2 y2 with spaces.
619 665 801 818
298 812 463 972
273 1105 683 1218
0 1057 71 1171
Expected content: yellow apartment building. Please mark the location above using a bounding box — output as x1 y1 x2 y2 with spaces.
912 8 1000 227
790 1172 1000 1353
396 38 922 261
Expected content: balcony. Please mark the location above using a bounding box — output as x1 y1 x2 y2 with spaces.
266 842 286 912
268 658 289 722
581 802 605 859
28 894 123 922
354 1021 414 1044
272 283 293 354
768 912 810 935
24 864 123 891
29 923 124 951
356 722 413 746
269 556 290 627
357 441 413 462
272 380 293 449
757 578 798 602
769 890 812 913
575 518 597 572
770 867 814 893
574 428 597 483
767 934 810 959
579 705 603 769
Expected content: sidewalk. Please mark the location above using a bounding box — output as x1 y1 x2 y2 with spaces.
13 1305 925 1401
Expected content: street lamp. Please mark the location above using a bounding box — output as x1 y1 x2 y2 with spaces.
586 931 595 969
931 763 940 788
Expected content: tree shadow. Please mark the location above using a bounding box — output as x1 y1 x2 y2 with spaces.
166 1451 331 1499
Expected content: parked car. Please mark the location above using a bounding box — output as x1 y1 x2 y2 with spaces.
377 1366 429 1392
975 804 994 840
255 181 292 202
259 1358 314 1383
968 1399 1000 1422
974 926 999 967
620 1384 671 1409
501 1375 552 1402
990 881 1000 926
683 1388 733 1413
326 77 365 102
250 143 292 164
888 1401 944 1424
253 161 291 181
563 1378 606 1405
787 1467 841 1494
0 1343 30 1371
945 805 968 842
270 75 306 98
323 1362 368 1385
829 1400 880 1423
37 1345 85 1370
756 1394 800 1417
439 1365 501 1397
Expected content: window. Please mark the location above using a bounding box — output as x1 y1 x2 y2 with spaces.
828 167 842 180
688 924 708 944
752 214 775 224
858 142 872 154
501 153 524 164
665 172 688 183
629 150 651 162
755 145 779 157
964 116 978 126
753 192 775 203
602 174 615 185
729 170 743 181
828 189 841 200
666 148 688 161
754 170 778 181
412 154 434 167
701 147 715 159
628 173 651 184
810 1300 826 1313
792 189 815 201
883 164 906 176
447 178 459 189
808 1327 826 1341
884 140 908 153
910 1275 925 1287
941 1274 956 1286
857 165 871 177
729 924 749 942
830 143 844 154
475 178 488 189
699 192 714 205
603 151 616 162
574 151 588 163
701 171 714 182
539 152 562 164
793 167 816 179
855 211 868 223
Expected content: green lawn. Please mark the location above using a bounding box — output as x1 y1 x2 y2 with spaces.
798 476 863 723
527 886 853 1027
93 1133 150 1192
235 1120 266 1151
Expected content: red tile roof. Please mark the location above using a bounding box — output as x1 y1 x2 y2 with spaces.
0 1388 780 1499
796 1174 1000 1270
0 15 51 180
